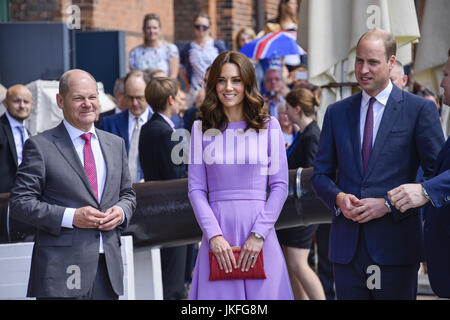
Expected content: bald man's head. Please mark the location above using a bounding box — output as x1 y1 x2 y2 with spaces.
3 84 33 123
59 69 97 98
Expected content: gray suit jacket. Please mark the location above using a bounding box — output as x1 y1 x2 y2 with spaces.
9 122 136 298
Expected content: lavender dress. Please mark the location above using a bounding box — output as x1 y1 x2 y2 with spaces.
188 117 294 300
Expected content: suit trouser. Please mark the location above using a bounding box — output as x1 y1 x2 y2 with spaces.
333 225 418 300
161 245 188 300
37 254 118 300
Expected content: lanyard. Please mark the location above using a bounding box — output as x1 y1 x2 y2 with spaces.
286 131 301 159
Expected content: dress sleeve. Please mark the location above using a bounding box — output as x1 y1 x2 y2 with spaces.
188 121 223 241
129 47 138 70
251 117 289 239
167 43 180 59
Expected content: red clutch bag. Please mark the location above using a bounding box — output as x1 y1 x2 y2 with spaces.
209 247 266 281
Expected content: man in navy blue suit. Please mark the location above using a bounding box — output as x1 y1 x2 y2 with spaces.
101 70 153 182
311 29 445 300
388 49 450 298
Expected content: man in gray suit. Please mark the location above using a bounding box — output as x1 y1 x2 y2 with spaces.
9 69 136 299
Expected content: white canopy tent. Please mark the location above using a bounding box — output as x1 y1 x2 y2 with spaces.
298 0 420 127
413 0 450 138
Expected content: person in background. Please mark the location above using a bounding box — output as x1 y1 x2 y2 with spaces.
95 77 127 128
129 13 179 79
171 83 188 129
0 84 35 242
101 70 153 183
263 68 289 120
417 88 440 112
390 60 408 90
277 101 298 149
183 67 210 133
276 88 325 300
143 67 167 84
139 77 188 299
179 12 227 108
388 49 450 298
267 0 301 72
235 27 256 51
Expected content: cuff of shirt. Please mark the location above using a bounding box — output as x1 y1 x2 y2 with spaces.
62 208 75 228
118 206 126 225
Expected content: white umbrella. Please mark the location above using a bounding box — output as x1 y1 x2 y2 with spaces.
298 0 420 127
413 0 450 138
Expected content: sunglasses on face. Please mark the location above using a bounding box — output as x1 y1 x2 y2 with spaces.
194 24 209 31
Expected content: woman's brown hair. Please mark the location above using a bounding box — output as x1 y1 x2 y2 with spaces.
199 51 269 132
285 87 320 118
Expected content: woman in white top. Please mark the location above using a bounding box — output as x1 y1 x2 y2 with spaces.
129 13 179 79
179 12 227 95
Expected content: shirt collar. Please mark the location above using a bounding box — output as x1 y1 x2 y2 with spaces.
158 112 175 130
63 119 97 141
5 110 24 129
128 107 150 123
362 80 393 107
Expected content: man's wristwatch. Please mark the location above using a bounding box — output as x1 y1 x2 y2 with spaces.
252 232 263 240
422 185 431 201
384 199 392 213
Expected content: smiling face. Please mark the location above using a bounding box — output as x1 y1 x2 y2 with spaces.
216 63 245 113
143 18 161 43
355 38 395 96
57 70 99 132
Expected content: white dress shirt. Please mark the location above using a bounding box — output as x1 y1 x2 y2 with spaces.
360 80 393 149
5 110 29 165
61 120 107 253
128 107 150 140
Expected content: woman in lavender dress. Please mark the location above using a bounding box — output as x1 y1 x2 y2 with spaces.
188 51 293 300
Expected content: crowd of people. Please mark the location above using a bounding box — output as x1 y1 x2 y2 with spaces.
0 0 449 301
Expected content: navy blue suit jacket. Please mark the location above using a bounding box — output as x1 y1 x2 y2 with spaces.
423 137 450 297
100 108 153 181
100 109 153 152
311 85 445 266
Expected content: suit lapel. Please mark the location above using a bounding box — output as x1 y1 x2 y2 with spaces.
1 115 18 167
118 110 130 152
96 129 114 207
364 86 403 179
433 137 450 174
52 122 99 203
347 93 364 179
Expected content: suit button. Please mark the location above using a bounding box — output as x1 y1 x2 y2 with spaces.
361 185 367 190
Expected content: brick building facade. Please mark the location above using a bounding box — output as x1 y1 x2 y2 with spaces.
8 0 281 68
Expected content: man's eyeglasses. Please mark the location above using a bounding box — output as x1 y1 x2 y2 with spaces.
194 24 209 31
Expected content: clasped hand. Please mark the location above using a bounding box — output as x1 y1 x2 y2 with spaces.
336 192 389 223
73 205 123 231
209 234 264 274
